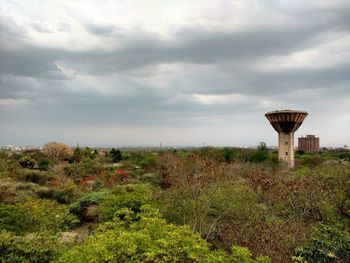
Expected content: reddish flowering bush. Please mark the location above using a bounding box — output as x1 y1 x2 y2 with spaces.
79 176 95 186
116 169 129 180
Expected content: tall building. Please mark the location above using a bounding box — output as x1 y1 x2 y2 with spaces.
265 109 308 168
298 135 320 152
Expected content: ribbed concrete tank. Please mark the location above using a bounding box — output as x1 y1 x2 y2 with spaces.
265 110 308 168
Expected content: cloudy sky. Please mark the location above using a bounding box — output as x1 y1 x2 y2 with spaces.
0 0 349 147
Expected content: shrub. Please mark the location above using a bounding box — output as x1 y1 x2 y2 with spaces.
140 155 156 167
63 159 103 182
21 169 50 185
37 183 80 204
249 151 269 162
56 205 270 263
23 198 80 232
299 155 324 167
70 189 111 220
0 230 61 263
223 148 236 163
294 224 350 263
0 204 29 233
18 156 37 169
339 152 350 161
99 184 153 221
0 199 79 234
37 159 54 171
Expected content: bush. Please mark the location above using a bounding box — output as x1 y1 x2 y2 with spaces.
0 199 79 234
63 159 102 182
57 205 210 262
21 169 50 185
294 224 350 263
249 151 269 163
56 205 270 263
70 189 111 220
339 152 350 161
99 184 153 221
37 183 80 204
37 159 54 171
0 230 61 263
0 204 29 233
18 156 37 169
140 155 156 167
223 148 236 163
299 155 324 167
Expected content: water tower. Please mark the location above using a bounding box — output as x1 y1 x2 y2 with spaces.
265 110 308 168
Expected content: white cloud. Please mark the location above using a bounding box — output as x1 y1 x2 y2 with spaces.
191 93 247 105
0 98 29 108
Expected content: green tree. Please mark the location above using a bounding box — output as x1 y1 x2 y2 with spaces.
257 142 268 152
110 148 122 163
72 146 82 163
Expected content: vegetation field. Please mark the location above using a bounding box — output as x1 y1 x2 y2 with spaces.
1 142 349 262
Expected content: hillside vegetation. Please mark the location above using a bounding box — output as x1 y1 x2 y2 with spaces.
1 143 349 262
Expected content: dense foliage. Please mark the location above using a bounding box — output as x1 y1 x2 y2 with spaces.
0 145 349 262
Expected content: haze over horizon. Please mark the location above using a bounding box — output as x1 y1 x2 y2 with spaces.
0 0 349 147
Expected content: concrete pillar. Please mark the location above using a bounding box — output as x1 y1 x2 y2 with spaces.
278 132 294 168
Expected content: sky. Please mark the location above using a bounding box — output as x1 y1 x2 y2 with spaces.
0 0 349 147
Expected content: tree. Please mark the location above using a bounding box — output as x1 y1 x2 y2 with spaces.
249 142 269 162
110 148 122 163
257 142 268 152
42 142 73 161
72 146 82 163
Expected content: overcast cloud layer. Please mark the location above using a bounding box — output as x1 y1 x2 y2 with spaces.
0 0 349 147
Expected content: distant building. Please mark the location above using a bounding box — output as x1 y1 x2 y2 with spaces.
298 135 320 152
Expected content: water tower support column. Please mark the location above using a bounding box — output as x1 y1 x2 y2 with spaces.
278 132 294 168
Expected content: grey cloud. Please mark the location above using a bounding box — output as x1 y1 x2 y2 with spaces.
30 21 71 33
96 25 318 71
30 21 53 33
51 24 325 77
1 7 347 79
85 23 125 36
219 63 350 96
57 22 71 32
0 48 68 79
0 71 259 128
265 1 350 31
1 1 349 146
0 15 28 40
